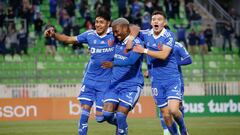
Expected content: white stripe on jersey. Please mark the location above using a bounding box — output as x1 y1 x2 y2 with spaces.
119 98 133 107
104 99 119 103
77 97 92 101
167 96 182 100
157 102 168 108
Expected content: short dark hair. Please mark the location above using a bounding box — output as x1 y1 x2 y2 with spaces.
95 10 111 21
152 11 166 18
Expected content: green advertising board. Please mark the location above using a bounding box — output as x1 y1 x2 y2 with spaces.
157 96 240 117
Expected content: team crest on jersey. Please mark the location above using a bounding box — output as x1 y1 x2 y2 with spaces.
158 43 163 51
107 39 114 46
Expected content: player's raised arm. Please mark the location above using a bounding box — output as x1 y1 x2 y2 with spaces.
125 24 140 51
44 25 77 44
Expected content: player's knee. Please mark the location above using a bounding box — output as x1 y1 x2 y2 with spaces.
161 112 171 121
95 115 105 123
169 107 179 116
103 110 114 120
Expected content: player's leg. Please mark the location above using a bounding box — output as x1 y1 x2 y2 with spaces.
77 85 94 135
95 82 114 124
103 87 119 126
160 106 179 135
116 85 142 135
159 110 170 135
167 79 188 135
103 102 118 125
152 82 179 135
78 103 92 135
116 104 130 135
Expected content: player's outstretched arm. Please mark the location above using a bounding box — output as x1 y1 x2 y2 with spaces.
44 26 77 44
133 44 172 60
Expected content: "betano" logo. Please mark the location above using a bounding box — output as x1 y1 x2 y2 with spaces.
0 105 37 118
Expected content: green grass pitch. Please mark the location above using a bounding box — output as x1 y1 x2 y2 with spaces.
0 117 240 135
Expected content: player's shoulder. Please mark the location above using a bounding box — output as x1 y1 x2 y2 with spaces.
85 29 95 35
140 29 151 35
162 28 174 38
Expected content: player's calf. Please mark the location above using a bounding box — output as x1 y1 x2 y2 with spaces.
78 109 90 135
116 112 128 135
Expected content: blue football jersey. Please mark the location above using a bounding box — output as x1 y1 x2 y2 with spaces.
174 42 191 74
76 29 115 83
110 36 144 88
174 42 191 90
139 28 180 82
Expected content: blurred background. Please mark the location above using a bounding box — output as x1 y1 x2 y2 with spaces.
0 0 239 98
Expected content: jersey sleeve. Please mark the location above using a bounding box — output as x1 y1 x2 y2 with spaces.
75 30 93 43
163 32 175 48
176 43 192 65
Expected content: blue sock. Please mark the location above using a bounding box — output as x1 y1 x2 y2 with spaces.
116 112 128 135
103 111 117 126
175 116 187 135
167 122 179 135
159 112 168 130
78 109 90 135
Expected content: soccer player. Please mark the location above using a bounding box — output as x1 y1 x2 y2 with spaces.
44 12 140 135
45 12 114 135
159 41 192 135
133 11 189 135
101 18 144 135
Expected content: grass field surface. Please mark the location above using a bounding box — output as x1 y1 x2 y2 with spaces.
0 117 240 135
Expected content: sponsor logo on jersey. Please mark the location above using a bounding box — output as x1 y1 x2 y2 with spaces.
90 47 114 54
114 54 127 60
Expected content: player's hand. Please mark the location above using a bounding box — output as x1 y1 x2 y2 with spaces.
133 44 144 53
124 39 133 53
44 27 55 37
101 61 113 69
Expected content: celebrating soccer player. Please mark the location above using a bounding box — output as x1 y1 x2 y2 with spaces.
133 11 189 135
158 41 192 135
101 18 144 135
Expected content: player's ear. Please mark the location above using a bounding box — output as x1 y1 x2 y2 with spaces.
163 20 167 27
107 21 111 27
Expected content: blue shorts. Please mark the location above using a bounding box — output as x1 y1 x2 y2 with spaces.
152 78 182 108
104 85 142 110
77 80 110 112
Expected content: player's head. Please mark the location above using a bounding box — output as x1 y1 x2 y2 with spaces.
151 11 167 34
111 18 130 41
95 11 111 36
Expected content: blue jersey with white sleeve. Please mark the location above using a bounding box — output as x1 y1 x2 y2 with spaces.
110 36 144 88
76 29 115 84
139 28 179 82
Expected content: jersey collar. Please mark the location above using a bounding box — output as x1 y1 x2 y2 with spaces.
150 28 166 39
